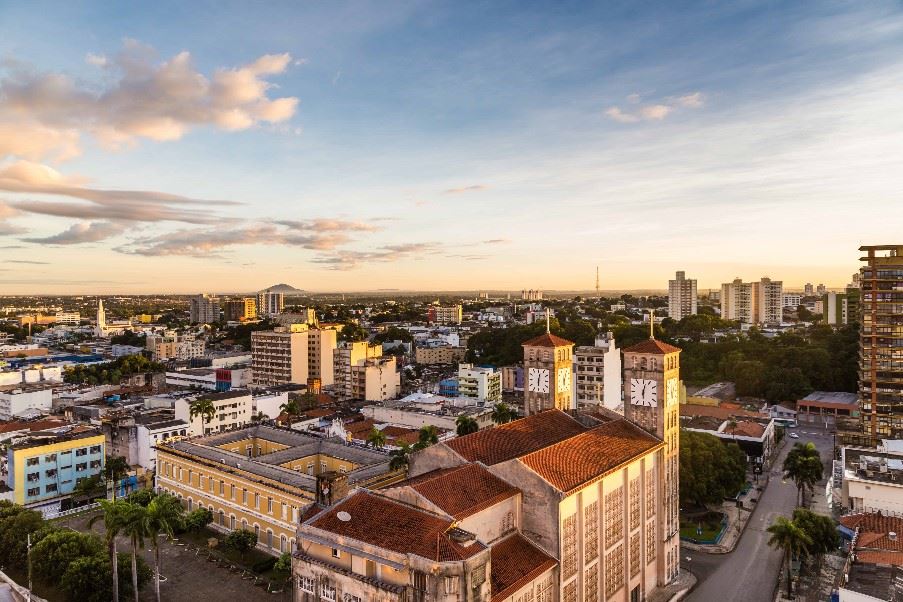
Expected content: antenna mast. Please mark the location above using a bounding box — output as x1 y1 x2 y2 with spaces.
595 266 600 296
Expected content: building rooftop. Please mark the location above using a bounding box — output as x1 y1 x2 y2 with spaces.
521 332 574 348
394 463 520 520
307 490 486 563
10 426 102 449
445 410 587 465
622 339 681 355
799 391 859 406
490 533 557 602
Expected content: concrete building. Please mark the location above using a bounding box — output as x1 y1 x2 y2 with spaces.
521 289 544 301
6 427 105 512
500 365 523 392
823 291 852 325
252 328 309 386
837 513 903 601
457 363 501 403
190 294 221 324
682 416 776 467
428 304 463 324
102 411 189 470
839 443 903 515
54 311 81 325
413 345 466 365
307 327 337 387
156 425 403 556
361 393 494 432
667 271 697 321
0 383 53 420
757 277 783 325
797 391 859 425
334 342 399 402
224 298 257 321
257 289 285 317
165 367 252 391
146 333 206 361
720 277 783 325
858 245 903 444
0 365 62 387
782 293 802 309
174 390 254 437
523 329 574 415
574 332 622 411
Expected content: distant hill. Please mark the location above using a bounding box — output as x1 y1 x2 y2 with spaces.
261 283 305 294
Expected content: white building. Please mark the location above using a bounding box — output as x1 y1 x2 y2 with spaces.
146 333 206 361
257 289 285 317
721 277 783 325
252 391 289 420
782 293 802 308
457 363 501 403
839 442 903 515
165 367 252 391
189 294 221 324
54 311 80 325
574 332 622 411
0 365 62 387
0 384 54 420
174 390 254 437
334 342 398 402
137 418 189 471
668 271 697 320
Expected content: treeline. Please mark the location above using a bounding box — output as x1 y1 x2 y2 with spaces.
64 354 165 385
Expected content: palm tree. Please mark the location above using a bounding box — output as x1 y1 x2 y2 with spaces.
783 442 824 506
366 428 387 449
88 499 131 602
767 516 812 597
389 443 411 471
280 398 300 417
455 415 479 436
189 398 216 433
121 502 150 602
491 403 513 425
413 425 440 451
146 493 185 602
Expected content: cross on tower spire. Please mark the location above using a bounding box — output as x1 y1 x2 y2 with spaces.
545 307 551 334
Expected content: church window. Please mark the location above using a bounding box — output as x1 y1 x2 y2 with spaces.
604 487 624 547
646 520 656 562
630 478 641 530
630 532 641 576
584 501 599 562
605 544 625 598
645 469 656 519
562 513 578 578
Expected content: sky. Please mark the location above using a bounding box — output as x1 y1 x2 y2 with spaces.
1 0 902 294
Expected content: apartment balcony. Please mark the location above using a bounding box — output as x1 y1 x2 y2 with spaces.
294 552 406 599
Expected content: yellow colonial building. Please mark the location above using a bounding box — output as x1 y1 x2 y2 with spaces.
156 424 402 555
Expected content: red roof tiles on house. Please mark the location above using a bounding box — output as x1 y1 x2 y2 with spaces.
521 332 574 348
841 513 903 553
397 464 520 520
519 420 663 493
445 410 587 466
309 490 486 562
622 339 682 355
490 533 557 602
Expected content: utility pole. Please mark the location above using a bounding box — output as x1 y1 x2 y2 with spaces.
27 532 32 602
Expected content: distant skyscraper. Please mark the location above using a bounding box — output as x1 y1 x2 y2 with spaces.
816 283 827 296
521 289 543 301
189 293 220 324
859 245 903 443
667 270 697 321
720 277 783 325
804 282 815 296
257 289 284 317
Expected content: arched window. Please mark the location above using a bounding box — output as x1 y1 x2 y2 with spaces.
640 358 647 370
266 530 274 549
187 498 193 511
241 519 248 531
230 514 236 530
650 358 657 371
254 524 260 539
280 534 287 553
218 510 225 526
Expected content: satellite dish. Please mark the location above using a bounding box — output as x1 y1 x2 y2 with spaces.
337 511 351 522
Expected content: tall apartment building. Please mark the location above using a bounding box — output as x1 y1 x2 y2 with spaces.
146 333 206 361
804 283 814 296
307 327 337 387
823 292 853 326
521 289 543 301
427 304 463 324
457 363 501 403
859 245 903 442
667 271 697 320
333 342 399 401
190 294 220 324
251 328 308 386
257 289 284 317
224 297 257 321
574 332 622 411
720 277 783 325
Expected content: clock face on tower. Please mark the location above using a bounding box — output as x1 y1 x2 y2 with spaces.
528 368 550 393
556 367 571 392
666 379 678 407
630 378 658 407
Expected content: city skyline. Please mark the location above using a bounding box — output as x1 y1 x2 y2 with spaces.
2 1 903 293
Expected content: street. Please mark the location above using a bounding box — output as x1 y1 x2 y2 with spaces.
684 424 835 602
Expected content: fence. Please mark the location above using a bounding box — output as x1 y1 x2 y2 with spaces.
0 568 48 602
45 501 101 520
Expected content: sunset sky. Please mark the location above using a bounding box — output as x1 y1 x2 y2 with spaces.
1 1 902 294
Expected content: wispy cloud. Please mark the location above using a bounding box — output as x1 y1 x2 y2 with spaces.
6 259 49 264
443 184 489 194
24 221 126 245
312 242 443 270
605 92 704 124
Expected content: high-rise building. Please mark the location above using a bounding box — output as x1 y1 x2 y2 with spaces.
823 292 853 326
757 277 783 325
522 325 574 415
804 282 815 296
622 336 682 584
521 289 544 301
457 363 501 402
251 328 309 386
95 298 107 338
667 271 697 321
574 332 622 410
224 297 257 321
720 277 783 325
427 304 463 324
859 245 903 442
306 327 337 387
782 293 802 309
257 289 284 317
189 293 220 324
333 342 399 401
817 283 827 296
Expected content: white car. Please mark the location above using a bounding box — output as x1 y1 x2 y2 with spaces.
789 432 799 439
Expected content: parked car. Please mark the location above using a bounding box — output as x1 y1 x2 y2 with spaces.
789 432 799 439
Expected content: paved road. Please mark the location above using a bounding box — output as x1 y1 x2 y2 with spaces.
684 425 835 602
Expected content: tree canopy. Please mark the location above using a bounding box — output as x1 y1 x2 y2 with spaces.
679 431 748 507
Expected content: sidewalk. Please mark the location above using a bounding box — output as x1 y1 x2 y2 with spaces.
647 569 697 602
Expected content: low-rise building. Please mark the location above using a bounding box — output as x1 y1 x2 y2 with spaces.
102 411 189 470
174 390 254 437
839 442 903 514
457 363 501 403
146 333 206 361
155 425 403 556
165 367 252 391
682 416 777 468
414 345 466 365
0 383 54 420
334 343 399 402
361 393 493 432
837 513 903 601
797 391 859 425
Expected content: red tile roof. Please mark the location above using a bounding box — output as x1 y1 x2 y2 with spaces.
519 420 663 493
0 419 67 434
521 332 574 348
680 404 761 420
622 339 682 355
446 410 587 466
856 550 903 566
841 513 903 552
309 490 486 562
398 464 520 520
490 533 557 602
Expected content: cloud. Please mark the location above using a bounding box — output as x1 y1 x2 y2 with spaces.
0 222 26 236
443 184 489 194
85 53 108 68
482 238 508 244
605 92 703 124
0 40 299 161
6 259 49 264
312 242 443 270
23 221 126 244
118 219 381 257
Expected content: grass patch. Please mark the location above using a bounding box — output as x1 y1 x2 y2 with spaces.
680 511 726 542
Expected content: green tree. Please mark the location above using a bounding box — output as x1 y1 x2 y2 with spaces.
339 322 368 342
389 443 411 471
273 552 292 575
184 507 213 533
89 499 130 602
189 398 216 431
491 403 514 425
280 398 301 417
366 427 387 449
455 415 479 436
106 456 130 482
146 493 185 602
413 425 440 451
126 488 156 507
121 503 150 602
767 516 812 597
32 530 104 582
60 553 151 602
792 508 839 559
679 431 747 507
0 503 47 570
225 528 258 559
783 442 824 506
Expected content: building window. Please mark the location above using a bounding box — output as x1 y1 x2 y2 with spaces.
254 493 260 508
630 477 641 531
299 577 315 594
342 595 362 602
585 501 599 562
320 583 336 602
26 473 40 483
219 481 224 496
219 511 224 526
75 448 88 457
646 520 656 562
645 468 656 519
76 463 88 472
89 460 101 469
242 489 247 504
630 532 641 577
231 484 236 500
563 581 577 602
445 576 459 594
307 463 314 475
331 548 341 559
89 445 102 454
26 458 39 467
44 454 56 463
413 570 428 591
267 498 273 514
230 515 236 530
45 469 57 479
27 487 40 497
536 578 554 602
267 530 273 548
605 487 624 547
45 483 58 494
472 564 486 588
254 524 260 539
584 564 599 601
501 511 515 534
605 544 625 598
562 513 578 579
